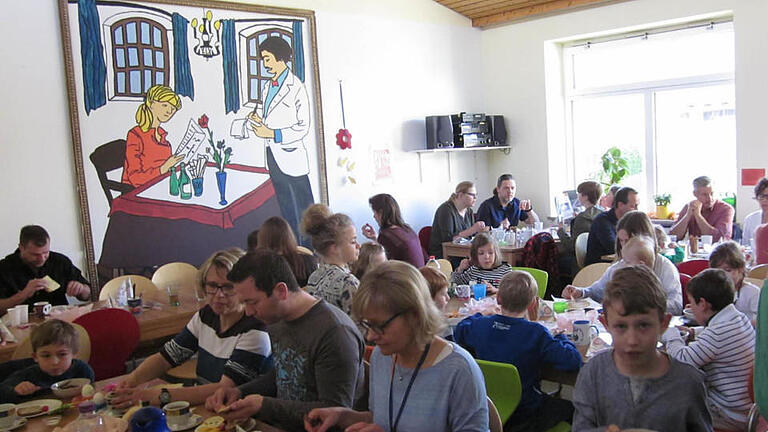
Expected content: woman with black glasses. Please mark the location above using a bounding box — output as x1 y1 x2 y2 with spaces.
112 248 272 407
304 261 488 432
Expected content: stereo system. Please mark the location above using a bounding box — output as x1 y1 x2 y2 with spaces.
425 113 507 149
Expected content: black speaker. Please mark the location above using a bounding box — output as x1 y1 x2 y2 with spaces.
487 115 507 146
425 116 456 149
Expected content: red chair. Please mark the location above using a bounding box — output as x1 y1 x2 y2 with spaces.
679 273 692 306
74 308 140 380
418 226 432 256
676 259 709 277
364 345 374 363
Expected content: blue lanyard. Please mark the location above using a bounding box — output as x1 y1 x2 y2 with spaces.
388 343 430 432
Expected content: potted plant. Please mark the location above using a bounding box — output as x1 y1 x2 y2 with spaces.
599 147 630 188
654 193 672 219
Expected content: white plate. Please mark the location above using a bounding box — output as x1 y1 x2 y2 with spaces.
15 399 62 418
169 414 203 431
0 418 28 432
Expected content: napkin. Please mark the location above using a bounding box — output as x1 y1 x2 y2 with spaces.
42 275 61 292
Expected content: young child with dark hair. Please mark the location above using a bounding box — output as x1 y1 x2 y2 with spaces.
451 233 512 294
0 319 94 402
662 268 755 431
573 265 712 432
454 271 581 432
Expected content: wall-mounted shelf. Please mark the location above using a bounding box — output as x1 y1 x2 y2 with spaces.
411 146 512 182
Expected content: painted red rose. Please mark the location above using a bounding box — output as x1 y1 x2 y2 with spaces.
198 114 209 129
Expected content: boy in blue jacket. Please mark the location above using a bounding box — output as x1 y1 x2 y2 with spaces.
454 271 582 432
0 319 94 402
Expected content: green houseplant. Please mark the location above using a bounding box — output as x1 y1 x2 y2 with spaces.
654 193 672 219
599 147 630 188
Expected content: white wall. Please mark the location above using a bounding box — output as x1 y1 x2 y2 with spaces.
481 0 768 220
0 0 485 276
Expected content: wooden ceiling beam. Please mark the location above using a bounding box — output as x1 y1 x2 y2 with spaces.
471 0 619 27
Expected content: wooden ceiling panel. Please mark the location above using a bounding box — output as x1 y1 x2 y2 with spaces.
434 0 635 28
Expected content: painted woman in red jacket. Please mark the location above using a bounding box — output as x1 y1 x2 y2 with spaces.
121 85 185 187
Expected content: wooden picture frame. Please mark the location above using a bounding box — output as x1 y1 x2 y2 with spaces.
58 0 326 289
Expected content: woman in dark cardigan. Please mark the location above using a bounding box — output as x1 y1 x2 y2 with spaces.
362 193 426 267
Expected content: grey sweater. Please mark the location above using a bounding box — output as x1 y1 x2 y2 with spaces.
238 300 365 432
573 350 713 432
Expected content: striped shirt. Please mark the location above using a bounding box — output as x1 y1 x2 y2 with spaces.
306 263 359 315
662 304 755 430
160 305 272 385
451 263 513 288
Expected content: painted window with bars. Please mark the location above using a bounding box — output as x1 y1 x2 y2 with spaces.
111 18 169 96
245 29 293 104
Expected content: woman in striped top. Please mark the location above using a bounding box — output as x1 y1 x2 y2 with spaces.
451 233 511 294
661 268 755 431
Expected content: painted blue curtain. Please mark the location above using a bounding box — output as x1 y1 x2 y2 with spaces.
172 13 194 100
222 19 239 114
78 0 107 114
292 21 305 83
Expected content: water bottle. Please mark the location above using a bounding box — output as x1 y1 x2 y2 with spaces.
426 256 441 270
72 401 107 432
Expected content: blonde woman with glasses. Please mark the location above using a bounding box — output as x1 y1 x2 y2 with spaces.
305 261 488 432
112 248 272 407
428 181 488 259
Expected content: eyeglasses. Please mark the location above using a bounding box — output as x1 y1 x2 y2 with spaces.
754 194 768 201
464 192 477 198
204 281 236 296
358 310 405 335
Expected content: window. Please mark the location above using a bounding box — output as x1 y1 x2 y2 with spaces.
245 29 293 104
563 21 736 212
111 18 169 97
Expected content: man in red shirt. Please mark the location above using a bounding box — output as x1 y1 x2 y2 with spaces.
669 176 734 242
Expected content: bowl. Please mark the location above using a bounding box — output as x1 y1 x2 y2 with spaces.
51 378 91 398
683 308 695 321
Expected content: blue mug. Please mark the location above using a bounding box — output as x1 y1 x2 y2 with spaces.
472 283 486 300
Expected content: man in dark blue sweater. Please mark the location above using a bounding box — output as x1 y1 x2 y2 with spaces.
454 271 582 432
584 187 639 266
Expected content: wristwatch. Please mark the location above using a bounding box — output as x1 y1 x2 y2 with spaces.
159 388 171 405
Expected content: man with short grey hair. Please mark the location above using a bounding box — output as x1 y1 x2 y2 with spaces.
669 176 734 242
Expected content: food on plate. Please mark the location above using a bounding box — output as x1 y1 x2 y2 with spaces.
81 383 95 397
18 404 47 416
445 310 460 318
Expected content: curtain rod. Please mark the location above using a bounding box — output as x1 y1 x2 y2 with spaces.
566 18 732 49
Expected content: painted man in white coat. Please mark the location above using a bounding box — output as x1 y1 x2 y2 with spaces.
249 36 315 244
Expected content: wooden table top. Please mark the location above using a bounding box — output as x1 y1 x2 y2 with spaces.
20 377 285 432
1 289 202 363
442 241 526 266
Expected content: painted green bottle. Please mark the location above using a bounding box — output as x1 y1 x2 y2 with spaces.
169 165 179 196
179 163 192 200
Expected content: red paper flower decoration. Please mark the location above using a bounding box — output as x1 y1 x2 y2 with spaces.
336 128 352 150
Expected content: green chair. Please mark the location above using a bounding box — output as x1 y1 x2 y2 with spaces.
512 267 548 299
476 359 571 432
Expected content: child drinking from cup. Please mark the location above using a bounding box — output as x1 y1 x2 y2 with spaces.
573 265 712 431
661 268 755 431
455 271 581 432
708 241 759 324
0 319 94 402
451 233 512 295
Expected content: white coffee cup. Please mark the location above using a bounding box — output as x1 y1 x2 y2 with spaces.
572 320 599 346
0 403 17 428
7 307 22 327
15 305 28 325
162 401 190 427
700 235 713 247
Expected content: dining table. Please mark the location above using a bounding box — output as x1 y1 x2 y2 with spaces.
442 241 526 266
0 287 203 363
17 376 286 432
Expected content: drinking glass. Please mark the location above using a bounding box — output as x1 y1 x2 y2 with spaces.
166 283 181 307
472 283 486 300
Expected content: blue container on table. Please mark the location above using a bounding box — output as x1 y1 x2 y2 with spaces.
472 283 486 300
130 407 170 432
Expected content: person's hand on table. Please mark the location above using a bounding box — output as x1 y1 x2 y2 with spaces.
676 325 694 343
14 381 40 396
304 407 346 432
111 386 140 409
22 278 47 299
500 218 510 230
457 258 470 272
361 223 377 240
220 394 263 421
205 386 242 412
561 285 583 299
346 423 386 432
471 221 487 235
66 281 90 299
484 284 498 296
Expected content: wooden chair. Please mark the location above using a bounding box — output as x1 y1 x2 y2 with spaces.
152 262 199 291
748 264 768 281
745 277 765 288
12 322 91 362
437 258 453 282
575 232 589 269
676 259 709 277
99 275 158 301
487 396 503 432
572 262 611 287
74 308 140 380
512 267 548 299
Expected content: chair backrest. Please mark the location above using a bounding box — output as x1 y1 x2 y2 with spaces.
746 277 765 288
572 262 611 287
748 264 768 281
11 323 91 362
512 267 548 299
296 246 314 256
676 259 709 277
487 396 504 432
151 262 199 291
679 273 692 306
756 224 768 265
476 359 522 424
89 139 134 206
99 275 158 301
436 258 453 282
575 232 589 269
74 308 140 380
418 226 432 256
